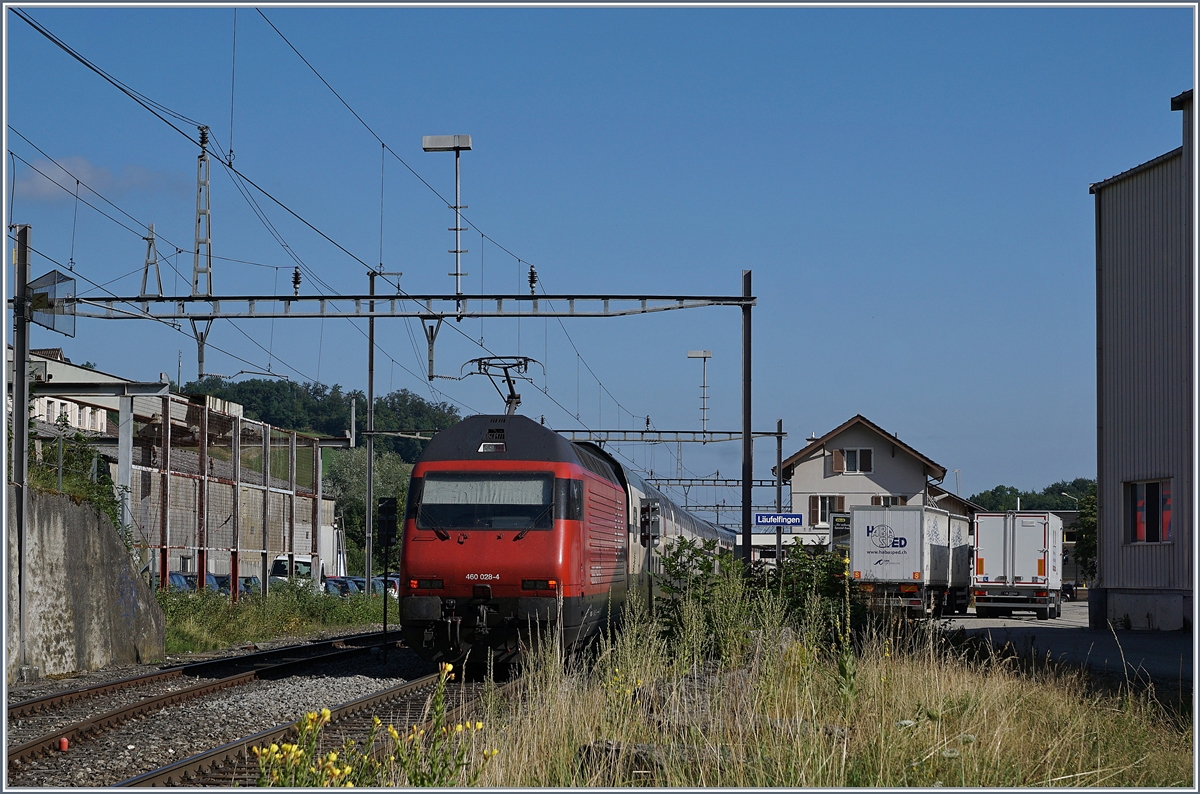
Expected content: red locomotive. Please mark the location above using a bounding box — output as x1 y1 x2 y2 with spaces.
398 414 733 668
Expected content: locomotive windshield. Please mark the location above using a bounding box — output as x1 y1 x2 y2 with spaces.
417 472 555 530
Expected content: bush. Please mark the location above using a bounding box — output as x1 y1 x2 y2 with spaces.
28 416 125 544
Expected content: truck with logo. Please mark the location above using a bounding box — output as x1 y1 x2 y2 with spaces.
849 505 971 617
972 511 1063 620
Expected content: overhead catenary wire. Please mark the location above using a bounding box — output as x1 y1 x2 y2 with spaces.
227 8 238 165
9 138 468 411
13 11 617 426
10 128 456 409
15 9 697 444
7 136 279 271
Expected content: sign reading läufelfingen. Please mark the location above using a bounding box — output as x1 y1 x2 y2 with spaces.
754 513 804 527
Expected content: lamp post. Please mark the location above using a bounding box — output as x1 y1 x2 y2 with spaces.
686 350 712 435
422 135 472 317
1060 492 1080 587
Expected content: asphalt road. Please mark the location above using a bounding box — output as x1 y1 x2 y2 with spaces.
938 601 1194 692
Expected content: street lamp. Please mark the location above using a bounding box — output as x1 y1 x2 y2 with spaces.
422 134 472 315
687 350 712 434
1060 492 1079 506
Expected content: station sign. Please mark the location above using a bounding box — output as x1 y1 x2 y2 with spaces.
754 513 804 528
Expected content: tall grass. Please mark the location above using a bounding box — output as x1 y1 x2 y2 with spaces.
472 548 1192 788
155 580 387 654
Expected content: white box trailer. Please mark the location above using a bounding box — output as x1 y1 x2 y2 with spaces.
849 506 971 617
972 511 1063 620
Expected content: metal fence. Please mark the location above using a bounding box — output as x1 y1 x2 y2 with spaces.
124 394 333 601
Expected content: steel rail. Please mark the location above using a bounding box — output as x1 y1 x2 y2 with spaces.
115 672 441 787
7 630 383 719
7 645 375 770
8 668 185 721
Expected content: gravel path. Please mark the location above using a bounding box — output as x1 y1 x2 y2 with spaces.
8 649 435 788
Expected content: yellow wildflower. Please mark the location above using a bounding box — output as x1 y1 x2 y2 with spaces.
475 721 483 730
455 724 464 733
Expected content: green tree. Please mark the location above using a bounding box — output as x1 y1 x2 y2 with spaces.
969 484 1021 511
969 478 1095 511
181 378 459 463
1071 483 1097 582
323 446 411 575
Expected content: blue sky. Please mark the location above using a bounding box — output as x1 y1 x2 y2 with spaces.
4 5 1194 508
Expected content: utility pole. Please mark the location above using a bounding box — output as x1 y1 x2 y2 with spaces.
365 271 375 584
421 135 471 318
190 125 213 379
741 270 753 565
12 225 33 680
776 418 783 567
139 223 163 300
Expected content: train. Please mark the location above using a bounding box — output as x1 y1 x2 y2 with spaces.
397 414 735 667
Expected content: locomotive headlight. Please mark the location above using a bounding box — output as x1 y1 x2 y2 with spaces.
522 579 557 591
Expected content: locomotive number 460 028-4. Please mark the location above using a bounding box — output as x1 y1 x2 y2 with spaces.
465 573 499 581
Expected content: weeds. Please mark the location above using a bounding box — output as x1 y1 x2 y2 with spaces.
475 550 1192 787
253 663 496 787
253 542 1190 787
28 415 126 544
155 580 386 654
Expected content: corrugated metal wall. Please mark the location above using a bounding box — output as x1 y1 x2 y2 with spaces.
1095 129 1193 592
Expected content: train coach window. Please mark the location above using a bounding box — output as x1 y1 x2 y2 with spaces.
554 479 584 521
405 478 423 522
417 472 555 531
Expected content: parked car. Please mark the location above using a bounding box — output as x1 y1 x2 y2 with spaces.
183 572 220 593
167 571 191 592
374 576 402 598
213 575 262 596
323 577 361 598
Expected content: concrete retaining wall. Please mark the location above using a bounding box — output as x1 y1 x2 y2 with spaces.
7 487 165 683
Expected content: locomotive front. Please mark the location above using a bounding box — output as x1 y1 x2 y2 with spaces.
399 414 628 668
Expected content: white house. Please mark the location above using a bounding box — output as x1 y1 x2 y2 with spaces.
778 415 951 537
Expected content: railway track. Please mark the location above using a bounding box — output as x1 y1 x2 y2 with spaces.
9 630 385 722
7 632 402 776
117 674 504 786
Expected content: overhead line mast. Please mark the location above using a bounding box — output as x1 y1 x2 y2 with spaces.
191 125 214 378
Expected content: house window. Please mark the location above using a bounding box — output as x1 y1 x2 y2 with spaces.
808 494 845 526
872 495 908 507
1124 480 1171 543
833 448 873 474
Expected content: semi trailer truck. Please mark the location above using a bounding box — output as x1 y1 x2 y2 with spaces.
849 505 971 617
972 511 1063 620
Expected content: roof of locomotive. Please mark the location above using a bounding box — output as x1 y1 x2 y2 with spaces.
416 415 619 485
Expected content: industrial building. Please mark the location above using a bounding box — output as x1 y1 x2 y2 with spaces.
5 347 344 598
1089 89 1193 631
